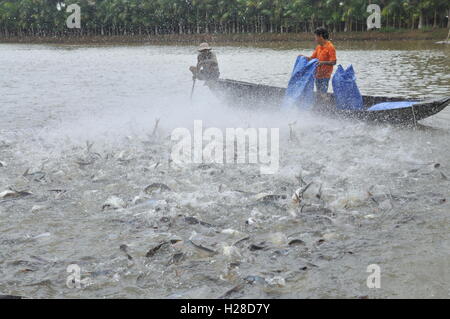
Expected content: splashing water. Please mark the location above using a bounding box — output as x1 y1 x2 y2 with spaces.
0 43 449 298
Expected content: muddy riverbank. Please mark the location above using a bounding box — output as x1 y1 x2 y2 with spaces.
1 29 448 46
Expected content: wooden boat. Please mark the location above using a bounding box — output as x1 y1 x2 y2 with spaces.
209 79 450 125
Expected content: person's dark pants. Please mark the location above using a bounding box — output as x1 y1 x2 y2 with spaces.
314 78 332 112
198 72 220 81
315 78 330 94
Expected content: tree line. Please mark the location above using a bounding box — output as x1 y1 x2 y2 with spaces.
0 0 449 37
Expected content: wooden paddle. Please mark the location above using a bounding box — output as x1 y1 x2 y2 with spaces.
190 76 197 101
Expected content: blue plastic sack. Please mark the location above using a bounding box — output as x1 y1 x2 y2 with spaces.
282 56 318 110
332 65 364 110
368 101 418 111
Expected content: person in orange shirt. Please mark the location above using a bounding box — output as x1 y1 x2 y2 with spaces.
300 27 337 95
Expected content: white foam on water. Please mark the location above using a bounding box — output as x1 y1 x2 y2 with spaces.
1 43 449 298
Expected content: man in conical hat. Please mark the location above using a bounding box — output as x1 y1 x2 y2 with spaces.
189 43 220 81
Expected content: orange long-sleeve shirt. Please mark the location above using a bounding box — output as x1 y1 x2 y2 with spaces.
311 41 337 79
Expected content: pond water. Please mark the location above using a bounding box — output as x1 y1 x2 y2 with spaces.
0 40 449 298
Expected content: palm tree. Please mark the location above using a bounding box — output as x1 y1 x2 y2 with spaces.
0 0 448 36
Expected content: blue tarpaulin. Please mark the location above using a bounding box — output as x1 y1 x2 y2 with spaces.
282 56 318 110
368 101 418 111
332 65 364 110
